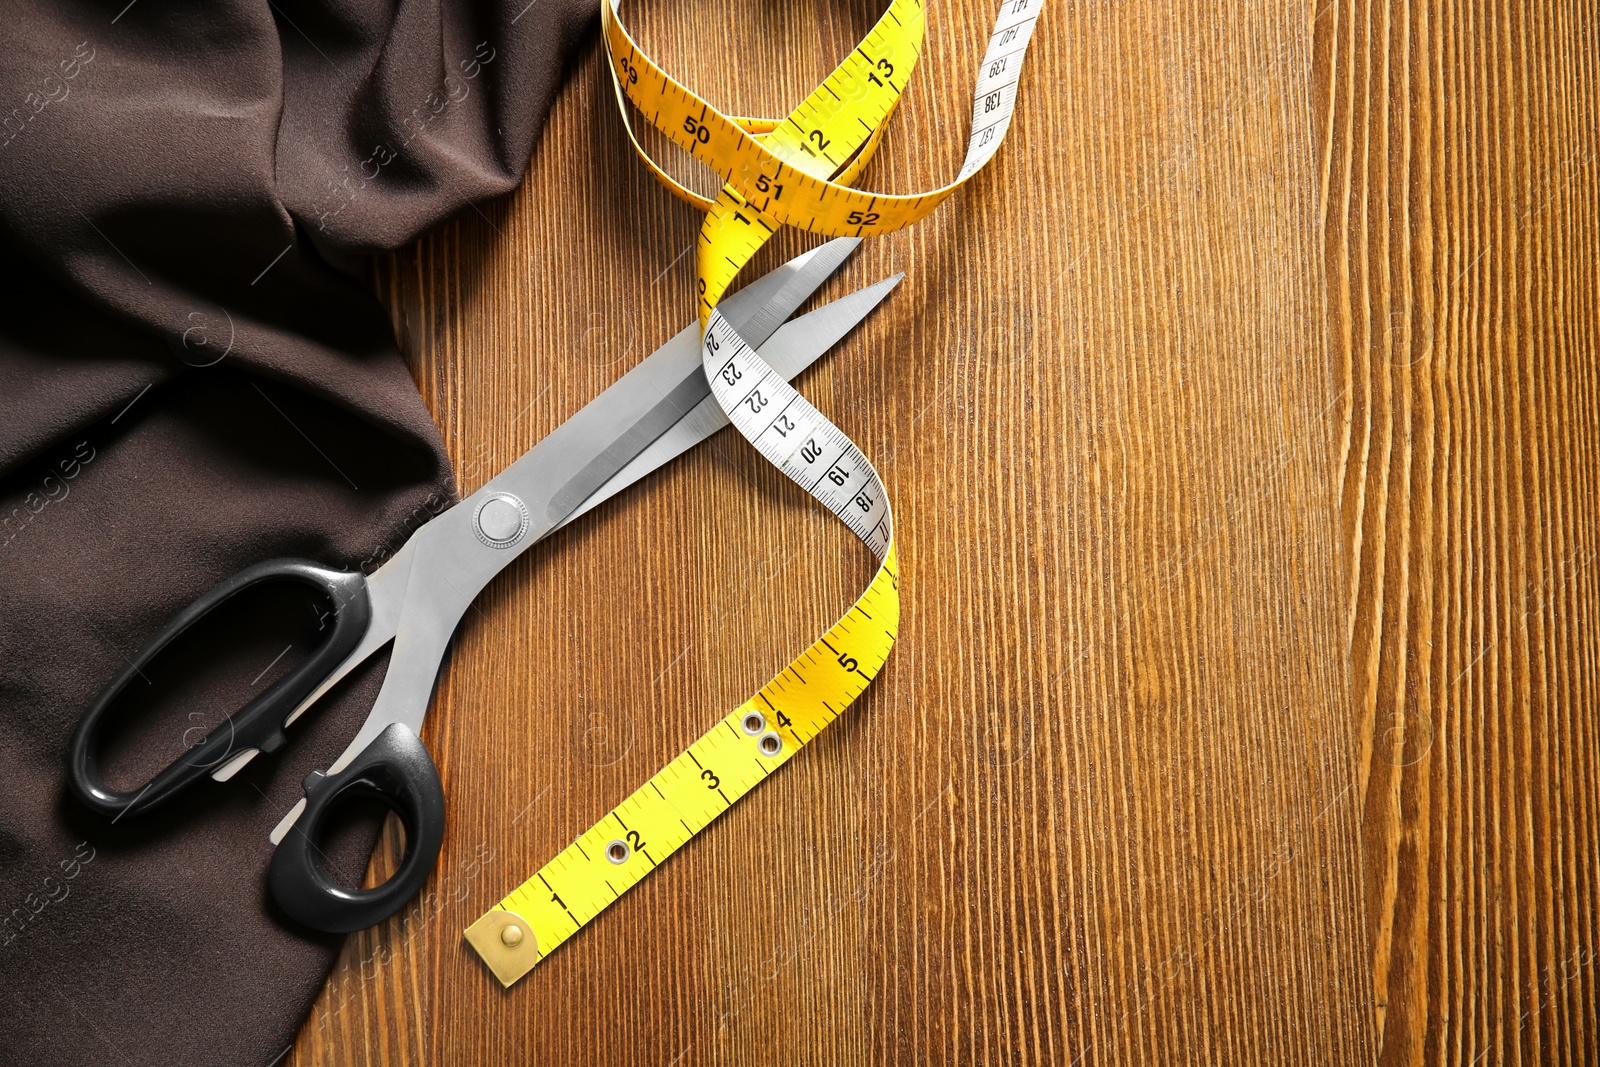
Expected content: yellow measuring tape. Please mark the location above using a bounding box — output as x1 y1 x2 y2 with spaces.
466 0 1042 987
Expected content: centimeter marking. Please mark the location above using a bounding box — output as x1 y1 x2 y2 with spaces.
602 0 1040 244
678 0 926 321
705 315 891 555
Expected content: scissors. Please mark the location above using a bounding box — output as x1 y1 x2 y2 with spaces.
68 238 900 933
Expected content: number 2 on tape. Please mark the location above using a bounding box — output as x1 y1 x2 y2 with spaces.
466 0 1042 987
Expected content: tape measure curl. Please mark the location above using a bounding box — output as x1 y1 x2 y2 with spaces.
467 0 1041 987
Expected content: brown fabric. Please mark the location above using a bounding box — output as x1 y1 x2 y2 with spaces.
0 0 591 1063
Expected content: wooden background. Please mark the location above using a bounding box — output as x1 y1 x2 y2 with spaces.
1316 2 1600 1064
289 0 1599 1063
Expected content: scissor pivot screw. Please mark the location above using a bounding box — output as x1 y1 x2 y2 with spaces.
474 493 530 548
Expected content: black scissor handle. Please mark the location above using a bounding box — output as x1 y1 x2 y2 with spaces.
269 722 445 933
68 558 372 820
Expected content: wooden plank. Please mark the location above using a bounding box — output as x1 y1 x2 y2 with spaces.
1314 0 1600 1062
290 0 1374 1062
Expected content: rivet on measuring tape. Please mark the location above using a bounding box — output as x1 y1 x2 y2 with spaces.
741 711 766 735
757 732 783 757
463 908 539 988
605 839 631 864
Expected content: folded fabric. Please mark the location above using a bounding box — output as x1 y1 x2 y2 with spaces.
0 0 590 1062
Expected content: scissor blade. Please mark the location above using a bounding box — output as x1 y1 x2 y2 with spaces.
258 240 862 752
557 272 903 529
261 241 865 814
531 239 860 523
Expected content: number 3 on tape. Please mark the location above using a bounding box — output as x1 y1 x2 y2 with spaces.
466 0 1042 987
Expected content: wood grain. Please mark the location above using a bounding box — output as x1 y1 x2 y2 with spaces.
1314 0 1600 1063
288 1 1379 1062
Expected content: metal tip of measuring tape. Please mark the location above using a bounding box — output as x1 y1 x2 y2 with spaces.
464 909 540 988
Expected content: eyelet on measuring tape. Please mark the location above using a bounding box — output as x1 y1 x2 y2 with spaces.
741 711 766 735
474 493 529 549
757 732 783 757
605 839 631 864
